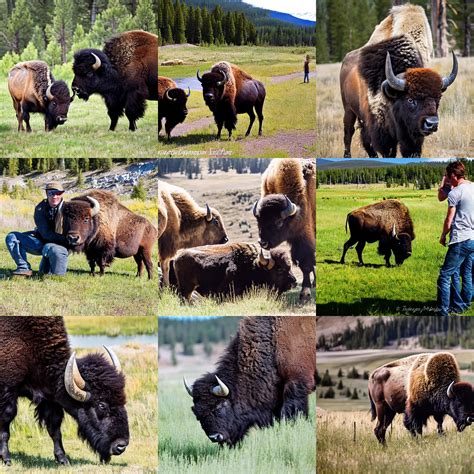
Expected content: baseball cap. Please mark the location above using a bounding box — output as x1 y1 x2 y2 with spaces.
45 181 65 193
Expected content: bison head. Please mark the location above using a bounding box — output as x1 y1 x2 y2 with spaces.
382 52 457 140
62 196 101 250
256 248 297 293
162 86 190 124
72 50 110 101
196 69 228 111
199 204 229 246
446 381 474 432
253 194 298 249
64 348 129 463
390 224 413 265
44 80 74 130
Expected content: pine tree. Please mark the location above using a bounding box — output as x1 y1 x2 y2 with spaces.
20 42 38 61
173 1 186 44
131 179 147 200
44 40 62 67
31 26 46 56
193 8 202 44
316 0 329 63
224 11 235 44
201 8 214 45
47 0 74 64
135 0 157 34
90 0 135 46
6 0 34 54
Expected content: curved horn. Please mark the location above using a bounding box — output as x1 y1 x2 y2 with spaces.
186 86 191 97
252 200 259 218
281 195 297 219
212 375 229 397
64 352 91 402
46 83 54 101
384 52 406 91
86 196 100 217
91 52 101 70
447 381 455 399
259 247 269 267
196 69 202 83
183 377 193 397
392 223 397 238
164 88 177 102
103 345 122 372
216 70 228 87
205 203 212 222
441 51 458 91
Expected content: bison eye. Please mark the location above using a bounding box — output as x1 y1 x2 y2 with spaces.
84 218 89 223
407 98 417 107
212 218 219 226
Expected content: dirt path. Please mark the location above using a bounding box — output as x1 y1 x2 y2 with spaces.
270 71 316 84
242 130 315 157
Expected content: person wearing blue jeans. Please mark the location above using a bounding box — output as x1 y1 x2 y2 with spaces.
5 181 69 276
437 161 474 316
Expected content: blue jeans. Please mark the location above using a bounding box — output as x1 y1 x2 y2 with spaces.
5 231 68 275
304 72 309 83
437 239 474 316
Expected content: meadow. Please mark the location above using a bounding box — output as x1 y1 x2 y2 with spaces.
316 57 474 158
316 184 474 316
158 45 316 158
317 349 474 473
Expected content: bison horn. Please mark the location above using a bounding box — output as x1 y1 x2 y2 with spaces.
252 200 259 218
447 381 456 399
183 377 193 397
281 195 297 219
86 196 100 217
441 51 458 91
91 52 101 70
196 69 203 83
383 52 406 92
216 70 228 87
64 352 91 402
186 86 191 97
164 88 177 102
258 248 275 270
212 375 229 397
205 203 212 222
103 345 122 372
46 83 54 101
391 223 397 238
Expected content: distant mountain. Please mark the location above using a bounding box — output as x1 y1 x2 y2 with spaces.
317 159 398 170
267 11 315 27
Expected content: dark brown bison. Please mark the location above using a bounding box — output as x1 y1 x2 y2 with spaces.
369 352 474 445
169 243 296 301
184 316 316 446
72 30 157 131
62 189 157 278
197 61 265 139
158 76 190 139
8 60 73 132
340 5 457 157
0 317 128 465
253 159 315 301
158 181 228 286
340 199 415 266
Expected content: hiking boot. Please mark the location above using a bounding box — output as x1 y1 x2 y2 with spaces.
12 268 33 277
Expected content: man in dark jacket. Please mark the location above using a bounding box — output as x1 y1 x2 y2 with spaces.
5 181 69 276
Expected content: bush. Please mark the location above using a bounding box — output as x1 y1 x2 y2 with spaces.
324 387 335 399
347 367 360 379
131 179 147 200
321 370 333 387
336 379 344 390
351 388 359 400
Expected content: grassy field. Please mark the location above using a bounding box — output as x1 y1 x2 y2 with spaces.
64 315 157 335
317 349 474 473
316 57 474 158
158 45 316 158
0 76 158 158
316 184 474 316
0 194 158 316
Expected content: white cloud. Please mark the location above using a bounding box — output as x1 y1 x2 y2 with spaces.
242 0 316 21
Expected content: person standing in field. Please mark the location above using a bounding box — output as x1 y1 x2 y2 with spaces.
437 161 474 316
304 55 310 83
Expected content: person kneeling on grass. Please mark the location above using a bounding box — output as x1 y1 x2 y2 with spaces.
5 181 69 277
437 161 474 316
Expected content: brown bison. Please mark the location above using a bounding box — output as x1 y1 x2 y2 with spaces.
340 5 457 157
369 352 474 445
253 159 315 301
184 316 316 446
8 60 73 132
0 316 128 465
197 61 265 139
62 190 157 278
158 181 228 286
158 76 190 139
340 199 415 266
72 30 157 131
169 243 296 301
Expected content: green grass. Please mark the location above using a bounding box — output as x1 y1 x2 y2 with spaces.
0 77 157 158
316 184 474 316
64 316 157 335
159 372 316 473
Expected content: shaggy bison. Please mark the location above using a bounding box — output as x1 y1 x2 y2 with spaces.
184 316 316 446
0 316 128 465
158 76 190 139
62 190 157 278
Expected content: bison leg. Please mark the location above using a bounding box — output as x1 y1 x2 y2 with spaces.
125 91 147 132
360 125 378 158
215 118 224 139
142 247 154 280
134 254 144 277
255 101 264 136
13 100 24 132
340 236 358 264
434 414 445 435
160 258 170 286
21 102 32 132
355 241 366 265
374 402 396 445
343 109 356 158
88 259 96 276
280 380 309 420
245 109 255 137
35 401 69 465
0 392 18 465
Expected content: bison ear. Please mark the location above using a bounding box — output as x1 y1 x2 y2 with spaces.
381 81 400 100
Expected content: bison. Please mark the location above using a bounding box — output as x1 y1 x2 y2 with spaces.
184 316 316 446
72 30 157 131
169 243 296 301
340 199 415 266
369 352 474 445
0 316 128 465
62 189 157 279
8 60 73 132
158 181 228 286
253 158 315 301
340 4 458 157
197 61 265 139
158 76 190 139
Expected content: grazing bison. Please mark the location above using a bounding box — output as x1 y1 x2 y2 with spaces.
62 190 157 278
340 4 458 157
8 60 73 132
158 76 190 139
169 243 296 301
340 199 415 266
369 352 474 445
72 30 157 131
158 181 228 286
0 317 128 465
184 316 316 446
253 159 315 301
197 61 265 139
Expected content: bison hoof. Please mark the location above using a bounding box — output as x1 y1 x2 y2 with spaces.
55 454 70 465
299 287 312 302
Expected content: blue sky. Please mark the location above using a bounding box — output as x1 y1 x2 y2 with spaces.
319 158 456 164
242 0 316 21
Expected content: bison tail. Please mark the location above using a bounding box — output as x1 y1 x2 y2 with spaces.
368 391 376 422
345 214 349 234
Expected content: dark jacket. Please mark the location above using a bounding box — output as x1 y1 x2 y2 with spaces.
33 200 68 246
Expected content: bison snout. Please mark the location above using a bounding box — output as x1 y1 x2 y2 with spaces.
422 116 439 134
259 239 270 249
57 116 67 124
467 417 474 424
221 236 229 244
111 439 128 455
67 234 81 245
208 433 224 443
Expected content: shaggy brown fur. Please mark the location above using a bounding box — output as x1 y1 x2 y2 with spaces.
211 61 254 105
158 76 177 100
404 68 442 99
